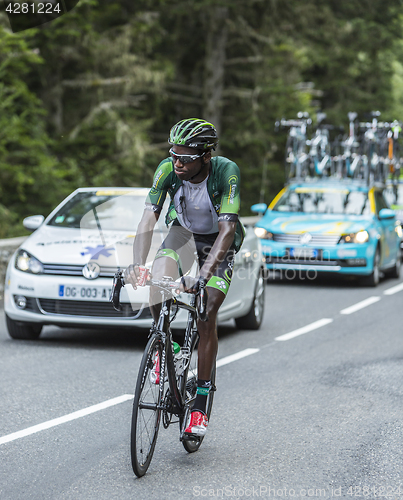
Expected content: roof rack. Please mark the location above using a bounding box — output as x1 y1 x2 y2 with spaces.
276 111 402 190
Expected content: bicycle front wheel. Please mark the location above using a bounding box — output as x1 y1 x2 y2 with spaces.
181 331 216 453
131 334 164 477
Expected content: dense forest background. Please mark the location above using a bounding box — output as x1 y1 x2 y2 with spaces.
1 0 403 237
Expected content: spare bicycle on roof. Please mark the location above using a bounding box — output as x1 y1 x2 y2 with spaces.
276 111 403 197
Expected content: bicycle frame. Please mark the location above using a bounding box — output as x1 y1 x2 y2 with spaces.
153 289 198 428
308 128 331 176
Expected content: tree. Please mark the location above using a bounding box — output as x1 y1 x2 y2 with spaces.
0 18 64 237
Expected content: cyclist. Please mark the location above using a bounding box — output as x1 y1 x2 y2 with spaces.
125 118 244 438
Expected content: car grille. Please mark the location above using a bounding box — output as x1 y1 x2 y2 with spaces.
42 264 117 278
266 256 366 267
267 256 339 266
272 233 341 245
37 298 152 318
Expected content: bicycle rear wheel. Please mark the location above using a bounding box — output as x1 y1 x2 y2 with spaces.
181 331 216 453
131 334 164 477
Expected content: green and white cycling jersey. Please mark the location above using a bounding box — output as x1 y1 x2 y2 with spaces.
146 156 245 252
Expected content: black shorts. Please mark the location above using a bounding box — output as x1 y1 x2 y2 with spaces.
155 222 235 295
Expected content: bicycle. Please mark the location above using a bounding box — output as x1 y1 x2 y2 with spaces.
110 270 216 477
339 112 363 179
276 112 312 180
359 111 389 185
385 121 402 197
307 112 333 177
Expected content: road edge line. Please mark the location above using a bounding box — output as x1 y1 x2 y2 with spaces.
0 394 133 446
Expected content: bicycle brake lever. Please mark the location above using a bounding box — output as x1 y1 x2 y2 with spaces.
110 271 124 311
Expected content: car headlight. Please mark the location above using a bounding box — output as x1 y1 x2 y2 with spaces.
15 250 44 274
254 227 273 239
339 230 369 244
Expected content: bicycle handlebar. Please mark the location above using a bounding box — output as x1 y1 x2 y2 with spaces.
275 118 312 130
359 121 400 130
110 271 208 321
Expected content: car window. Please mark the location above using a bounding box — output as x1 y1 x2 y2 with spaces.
47 190 168 231
273 188 371 215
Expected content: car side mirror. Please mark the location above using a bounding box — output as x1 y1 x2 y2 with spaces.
23 215 45 232
251 203 268 214
378 208 395 220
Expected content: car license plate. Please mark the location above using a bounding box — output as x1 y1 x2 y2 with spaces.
58 285 111 301
288 248 319 259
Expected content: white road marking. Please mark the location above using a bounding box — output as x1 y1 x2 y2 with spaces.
340 296 381 315
0 394 133 446
275 318 333 342
383 282 403 296
1 349 262 446
216 348 260 368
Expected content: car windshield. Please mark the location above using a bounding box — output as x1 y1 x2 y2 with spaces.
47 190 154 230
273 187 371 215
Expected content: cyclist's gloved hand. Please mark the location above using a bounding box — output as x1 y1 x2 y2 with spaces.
124 263 141 289
180 276 208 294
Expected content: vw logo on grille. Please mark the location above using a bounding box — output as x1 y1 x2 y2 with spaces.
300 232 313 245
82 262 100 280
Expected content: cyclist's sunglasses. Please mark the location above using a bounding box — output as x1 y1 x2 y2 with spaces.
169 148 206 165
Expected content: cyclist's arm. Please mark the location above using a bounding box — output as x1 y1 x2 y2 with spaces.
198 160 241 280
126 159 172 287
125 208 159 289
199 220 237 281
134 158 173 263
133 208 160 266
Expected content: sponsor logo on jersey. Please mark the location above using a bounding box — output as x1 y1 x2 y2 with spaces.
152 170 164 190
228 184 237 204
216 280 227 290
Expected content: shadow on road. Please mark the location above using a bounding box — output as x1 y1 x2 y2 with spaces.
266 272 369 289
0 322 150 352
2 321 241 352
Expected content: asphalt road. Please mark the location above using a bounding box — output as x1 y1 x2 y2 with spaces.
1 273 403 500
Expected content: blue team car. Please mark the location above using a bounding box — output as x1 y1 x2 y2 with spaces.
252 179 402 286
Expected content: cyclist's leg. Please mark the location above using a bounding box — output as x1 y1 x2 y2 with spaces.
184 246 234 435
196 289 224 379
195 241 235 378
193 242 234 387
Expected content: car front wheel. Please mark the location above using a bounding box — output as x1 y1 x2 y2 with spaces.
362 247 380 287
235 267 265 330
6 315 42 340
386 248 402 279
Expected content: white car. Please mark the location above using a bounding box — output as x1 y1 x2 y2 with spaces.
4 188 265 340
